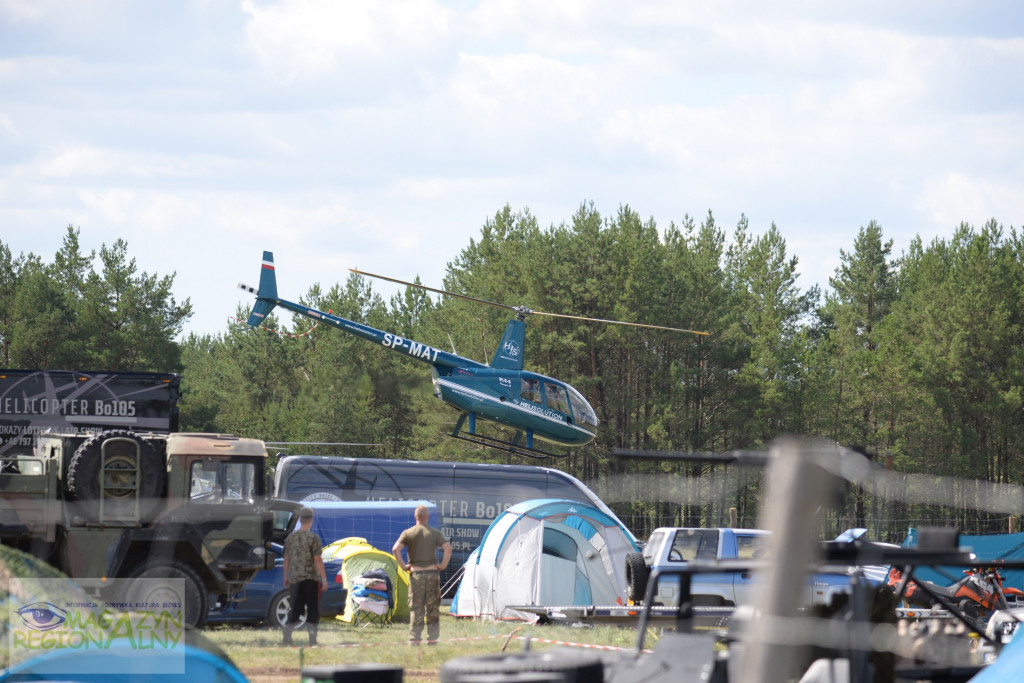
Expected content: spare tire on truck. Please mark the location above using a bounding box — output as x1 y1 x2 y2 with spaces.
625 551 650 603
441 650 605 683
302 664 403 683
66 430 166 522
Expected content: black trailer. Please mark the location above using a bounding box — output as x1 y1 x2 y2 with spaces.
0 369 180 459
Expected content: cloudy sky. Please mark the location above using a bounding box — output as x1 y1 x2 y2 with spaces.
2 0 1022 338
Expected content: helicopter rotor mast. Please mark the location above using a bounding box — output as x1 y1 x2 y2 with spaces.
349 269 709 335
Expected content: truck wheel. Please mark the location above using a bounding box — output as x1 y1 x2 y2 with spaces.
67 430 166 521
128 560 209 628
302 664 402 683
269 591 306 629
625 552 650 603
441 650 604 683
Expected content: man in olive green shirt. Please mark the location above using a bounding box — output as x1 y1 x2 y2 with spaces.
393 505 451 644
283 507 327 646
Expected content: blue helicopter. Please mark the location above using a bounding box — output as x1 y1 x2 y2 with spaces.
240 251 706 458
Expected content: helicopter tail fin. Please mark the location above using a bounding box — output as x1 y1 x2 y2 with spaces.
239 251 279 327
490 319 526 370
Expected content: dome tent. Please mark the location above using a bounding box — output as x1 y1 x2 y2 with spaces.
322 537 411 622
450 499 638 620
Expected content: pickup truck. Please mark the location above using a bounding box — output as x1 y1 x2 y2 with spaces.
625 527 882 608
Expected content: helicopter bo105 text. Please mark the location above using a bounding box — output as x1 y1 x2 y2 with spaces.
240 251 706 458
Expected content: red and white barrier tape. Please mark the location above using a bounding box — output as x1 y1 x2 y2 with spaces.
289 633 645 653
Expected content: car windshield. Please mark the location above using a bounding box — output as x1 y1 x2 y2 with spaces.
190 461 256 504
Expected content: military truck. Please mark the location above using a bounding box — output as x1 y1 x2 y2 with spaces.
0 429 303 627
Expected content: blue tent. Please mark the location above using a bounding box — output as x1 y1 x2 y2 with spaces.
450 499 638 618
902 527 1024 591
0 637 247 682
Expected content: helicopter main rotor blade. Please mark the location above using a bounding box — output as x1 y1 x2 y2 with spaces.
351 268 709 336
529 310 709 336
350 269 515 313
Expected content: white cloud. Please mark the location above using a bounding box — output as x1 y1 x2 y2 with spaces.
915 173 1024 231
241 0 454 84
0 0 54 22
35 147 250 185
2 1 1023 336
0 112 21 144
77 188 202 235
445 52 598 134
40 148 125 178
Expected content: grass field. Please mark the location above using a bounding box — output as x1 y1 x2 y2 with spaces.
205 614 650 683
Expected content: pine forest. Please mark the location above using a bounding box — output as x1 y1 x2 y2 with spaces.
2 206 1022 543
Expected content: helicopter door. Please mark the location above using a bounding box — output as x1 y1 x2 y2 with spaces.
521 378 542 403
543 382 571 418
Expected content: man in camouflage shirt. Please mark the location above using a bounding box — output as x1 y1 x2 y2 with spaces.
393 504 451 645
282 507 327 645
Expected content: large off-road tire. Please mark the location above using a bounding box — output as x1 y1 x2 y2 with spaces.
268 590 306 629
625 552 650 603
66 430 166 521
441 650 604 683
302 664 403 683
128 560 209 628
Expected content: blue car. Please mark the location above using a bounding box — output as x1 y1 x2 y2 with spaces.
208 551 348 628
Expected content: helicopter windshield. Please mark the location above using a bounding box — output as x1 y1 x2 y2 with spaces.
566 385 598 428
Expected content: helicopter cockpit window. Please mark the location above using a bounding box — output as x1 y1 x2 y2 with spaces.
543 382 570 414
566 385 598 428
521 378 541 404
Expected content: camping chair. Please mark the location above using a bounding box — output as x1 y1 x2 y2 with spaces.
350 568 395 628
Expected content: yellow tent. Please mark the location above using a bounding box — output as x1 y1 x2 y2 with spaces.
322 537 411 623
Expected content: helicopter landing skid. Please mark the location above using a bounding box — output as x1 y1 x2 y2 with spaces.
448 428 568 459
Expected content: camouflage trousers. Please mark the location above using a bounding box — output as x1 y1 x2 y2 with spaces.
408 570 441 642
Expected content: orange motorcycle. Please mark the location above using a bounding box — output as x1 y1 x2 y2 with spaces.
888 566 1024 621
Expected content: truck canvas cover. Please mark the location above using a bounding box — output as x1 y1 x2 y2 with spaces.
0 369 180 457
